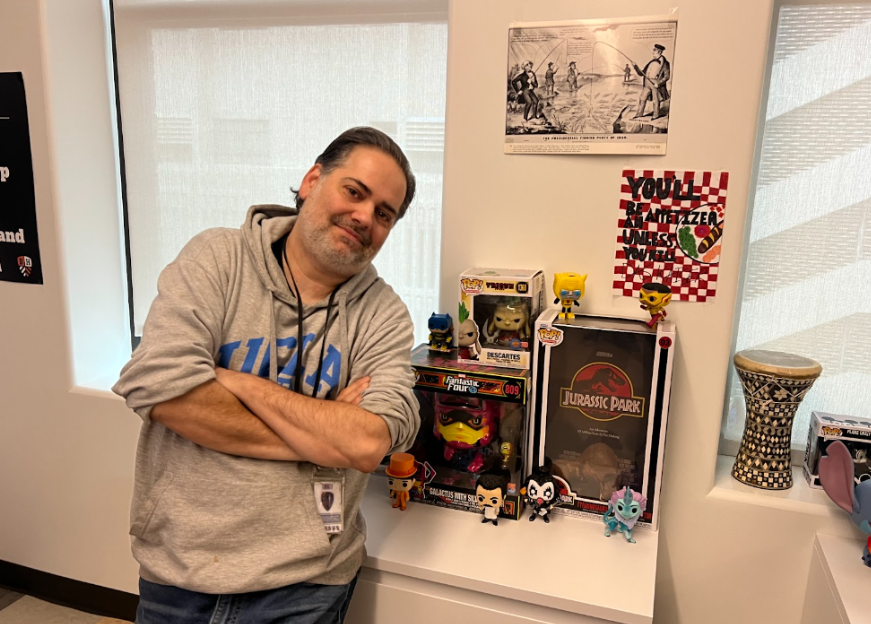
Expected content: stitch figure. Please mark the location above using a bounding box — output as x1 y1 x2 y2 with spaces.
603 487 646 543
428 312 454 352
819 441 871 566
553 272 587 320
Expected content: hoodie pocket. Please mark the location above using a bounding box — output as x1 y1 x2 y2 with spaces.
131 470 332 563
130 471 175 539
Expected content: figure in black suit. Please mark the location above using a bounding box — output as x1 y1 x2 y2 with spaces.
513 61 541 122
632 44 671 120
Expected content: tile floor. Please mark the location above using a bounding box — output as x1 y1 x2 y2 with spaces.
0 588 131 623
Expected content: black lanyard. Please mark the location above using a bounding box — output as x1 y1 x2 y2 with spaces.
281 237 337 398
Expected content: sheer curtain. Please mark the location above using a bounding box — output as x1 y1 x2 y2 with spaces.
724 3 871 452
113 0 447 345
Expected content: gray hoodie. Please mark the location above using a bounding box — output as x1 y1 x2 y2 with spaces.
113 204 419 593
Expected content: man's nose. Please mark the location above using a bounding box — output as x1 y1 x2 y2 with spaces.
349 203 374 229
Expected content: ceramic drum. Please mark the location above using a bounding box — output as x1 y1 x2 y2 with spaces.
731 350 822 490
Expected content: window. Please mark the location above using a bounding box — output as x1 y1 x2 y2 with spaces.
111 0 448 346
723 2 871 456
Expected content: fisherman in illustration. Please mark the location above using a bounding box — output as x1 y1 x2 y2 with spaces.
544 61 559 103
566 60 578 91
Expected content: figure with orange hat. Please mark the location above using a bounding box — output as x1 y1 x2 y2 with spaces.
386 453 417 511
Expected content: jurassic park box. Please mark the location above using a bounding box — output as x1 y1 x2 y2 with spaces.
377 345 531 519
528 309 675 529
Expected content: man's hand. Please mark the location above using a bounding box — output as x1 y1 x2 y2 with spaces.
336 376 370 406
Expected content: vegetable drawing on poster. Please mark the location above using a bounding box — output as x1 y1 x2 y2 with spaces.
505 15 678 155
613 170 729 302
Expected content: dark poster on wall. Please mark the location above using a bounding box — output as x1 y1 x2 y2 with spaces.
0 72 43 284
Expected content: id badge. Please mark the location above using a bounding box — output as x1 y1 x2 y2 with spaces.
312 467 344 534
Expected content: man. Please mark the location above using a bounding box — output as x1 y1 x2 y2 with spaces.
544 61 558 99
113 127 420 623
632 43 671 120
475 471 509 527
565 60 578 91
512 60 541 122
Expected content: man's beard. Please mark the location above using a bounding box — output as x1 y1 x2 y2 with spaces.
298 213 378 275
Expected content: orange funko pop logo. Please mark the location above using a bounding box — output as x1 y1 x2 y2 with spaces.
537 327 563 346
461 278 484 294
822 426 843 438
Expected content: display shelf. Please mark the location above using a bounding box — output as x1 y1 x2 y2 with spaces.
806 533 871 624
359 478 658 624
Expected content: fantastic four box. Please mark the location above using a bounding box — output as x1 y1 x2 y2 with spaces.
458 268 545 370
803 411 871 488
386 344 530 519
528 309 674 529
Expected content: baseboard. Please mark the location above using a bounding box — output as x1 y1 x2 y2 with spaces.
0 560 137 621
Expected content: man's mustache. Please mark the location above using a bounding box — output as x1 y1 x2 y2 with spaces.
332 217 371 246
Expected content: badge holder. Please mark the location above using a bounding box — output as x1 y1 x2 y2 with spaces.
312 467 344 534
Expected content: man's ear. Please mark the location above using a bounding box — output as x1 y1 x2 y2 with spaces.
298 164 323 201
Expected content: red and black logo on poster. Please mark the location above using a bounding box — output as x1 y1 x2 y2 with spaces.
559 363 646 422
17 255 32 277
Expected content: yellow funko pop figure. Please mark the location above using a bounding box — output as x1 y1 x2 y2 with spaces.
553 272 587 320
638 282 672 328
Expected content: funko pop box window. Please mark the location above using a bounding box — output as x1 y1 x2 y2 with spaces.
458 268 545 370
529 310 675 530
381 345 532 519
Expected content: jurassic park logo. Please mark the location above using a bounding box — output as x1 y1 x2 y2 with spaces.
560 363 645 422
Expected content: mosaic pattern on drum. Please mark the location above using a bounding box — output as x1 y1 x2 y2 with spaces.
731 369 818 490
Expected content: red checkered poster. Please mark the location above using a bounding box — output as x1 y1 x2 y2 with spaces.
613 169 729 302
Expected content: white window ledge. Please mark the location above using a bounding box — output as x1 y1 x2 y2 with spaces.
708 455 840 518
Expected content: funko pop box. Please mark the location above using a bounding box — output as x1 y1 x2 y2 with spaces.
803 411 871 488
528 309 675 530
458 268 545 370
379 344 531 519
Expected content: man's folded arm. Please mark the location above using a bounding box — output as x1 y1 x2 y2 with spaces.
150 380 303 461
216 369 390 473
113 232 300 461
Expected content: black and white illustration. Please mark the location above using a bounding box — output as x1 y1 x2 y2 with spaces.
505 16 678 155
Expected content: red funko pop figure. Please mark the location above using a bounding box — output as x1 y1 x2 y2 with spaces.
433 394 500 473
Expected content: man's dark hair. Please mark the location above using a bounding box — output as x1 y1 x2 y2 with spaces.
292 126 416 219
476 470 509 497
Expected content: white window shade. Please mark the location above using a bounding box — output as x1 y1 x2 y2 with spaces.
113 0 448 345
724 4 871 450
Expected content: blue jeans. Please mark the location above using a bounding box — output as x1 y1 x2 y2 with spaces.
136 574 359 624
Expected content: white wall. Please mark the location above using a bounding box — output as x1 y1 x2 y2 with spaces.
0 0 141 590
0 0 862 622
440 2 859 624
